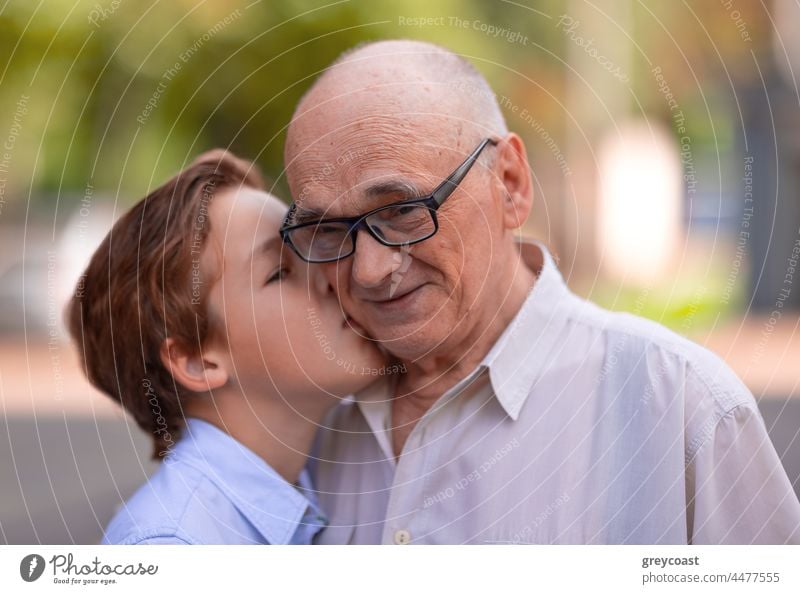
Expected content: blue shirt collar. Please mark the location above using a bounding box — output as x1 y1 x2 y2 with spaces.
168 418 326 545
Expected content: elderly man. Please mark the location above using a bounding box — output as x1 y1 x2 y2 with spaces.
281 40 800 544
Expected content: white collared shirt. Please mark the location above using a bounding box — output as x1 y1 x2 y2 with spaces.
311 238 800 544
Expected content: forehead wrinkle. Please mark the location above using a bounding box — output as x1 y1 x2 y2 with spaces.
289 103 446 170
291 65 489 146
295 140 484 221
290 111 487 220
293 134 426 201
364 179 422 199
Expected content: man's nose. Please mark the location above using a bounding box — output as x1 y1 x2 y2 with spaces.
351 229 402 289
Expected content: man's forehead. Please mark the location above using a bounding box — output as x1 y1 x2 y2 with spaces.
293 133 432 182
287 86 458 160
292 105 465 172
286 110 465 217
294 136 426 172
292 171 426 221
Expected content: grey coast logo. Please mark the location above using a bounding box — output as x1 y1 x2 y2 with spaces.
20 554 45 582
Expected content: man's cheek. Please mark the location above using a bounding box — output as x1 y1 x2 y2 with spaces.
350 300 370 324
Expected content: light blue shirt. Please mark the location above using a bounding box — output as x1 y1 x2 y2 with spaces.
102 418 327 544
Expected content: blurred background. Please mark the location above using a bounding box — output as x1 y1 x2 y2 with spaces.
1 0 798 544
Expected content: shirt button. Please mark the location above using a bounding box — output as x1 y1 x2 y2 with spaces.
393 529 411 545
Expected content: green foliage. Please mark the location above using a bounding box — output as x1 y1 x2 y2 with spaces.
0 0 772 209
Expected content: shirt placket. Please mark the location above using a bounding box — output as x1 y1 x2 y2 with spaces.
379 368 488 545
380 422 430 544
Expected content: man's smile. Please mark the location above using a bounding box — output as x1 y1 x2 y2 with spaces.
363 283 429 312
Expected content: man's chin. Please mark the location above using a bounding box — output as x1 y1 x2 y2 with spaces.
363 322 447 361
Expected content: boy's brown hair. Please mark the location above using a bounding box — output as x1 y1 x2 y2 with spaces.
66 149 265 460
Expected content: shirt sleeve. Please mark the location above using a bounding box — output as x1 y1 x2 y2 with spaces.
686 402 800 544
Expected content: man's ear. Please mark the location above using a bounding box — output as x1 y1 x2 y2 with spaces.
494 133 534 230
159 337 228 393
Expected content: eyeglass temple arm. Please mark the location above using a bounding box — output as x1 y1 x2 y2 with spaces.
431 137 498 206
281 202 297 231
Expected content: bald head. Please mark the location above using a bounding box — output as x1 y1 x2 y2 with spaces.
286 40 507 168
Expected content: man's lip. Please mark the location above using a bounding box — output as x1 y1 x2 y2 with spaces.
364 284 426 304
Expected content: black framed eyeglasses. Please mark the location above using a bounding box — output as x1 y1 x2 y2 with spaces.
280 137 499 264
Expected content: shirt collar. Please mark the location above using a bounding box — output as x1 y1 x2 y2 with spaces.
351 373 400 464
170 418 324 545
480 237 575 420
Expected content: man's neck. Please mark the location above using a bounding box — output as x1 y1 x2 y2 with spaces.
187 391 330 485
391 242 538 456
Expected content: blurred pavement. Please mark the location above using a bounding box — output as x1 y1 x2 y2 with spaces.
1 311 798 544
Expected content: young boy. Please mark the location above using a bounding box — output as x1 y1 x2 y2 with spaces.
67 149 385 544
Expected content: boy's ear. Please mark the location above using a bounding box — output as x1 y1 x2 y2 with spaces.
159 337 228 393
